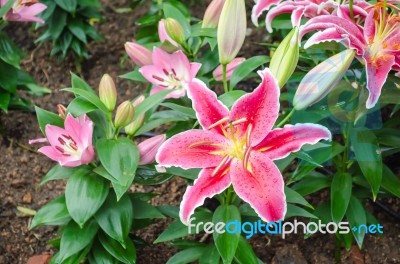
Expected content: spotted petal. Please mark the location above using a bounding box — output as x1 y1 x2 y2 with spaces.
187 79 230 135
180 168 231 224
255 124 332 160
230 68 280 146
156 129 229 169
231 152 286 222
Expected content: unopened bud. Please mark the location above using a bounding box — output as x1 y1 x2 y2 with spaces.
125 42 153 66
164 18 186 45
57 104 67 119
269 27 299 88
138 134 167 165
293 49 355 110
125 96 145 136
114 101 135 128
217 0 247 64
158 19 179 47
99 74 117 111
202 0 225 28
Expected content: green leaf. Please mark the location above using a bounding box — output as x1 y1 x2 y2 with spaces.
95 194 133 247
63 88 109 113
165 167 200 180
381 165 400 198
131 198 165 219
48 8 67 40
67 97 97 116
135 117 186 135
160 102 196 119
134 90 171 119
166 247 206 264
351 128 382 199
285 204 317 219
234 236 259 264
163 3 191 38
291 174 331 196
55 0 77 12
30 195 71 229
230 56 269 89
212 205 241 264
0 59 17 93
0 31 22 68
169 240 206 250
96 138 139 191
119 69 147 82
0 0 15 17
98 232 136 264
134 166 174 186
58 220 98 262
284 186 313 209
218 90 247 109
346 196 366 248
93 166 132 201
0 90 10 112
71 72 94 92
41 165 90 185
89 242 119 264
68 19 88 43
66 171 109 226
34 106 64 135
331 173 352 223
155 211 212 243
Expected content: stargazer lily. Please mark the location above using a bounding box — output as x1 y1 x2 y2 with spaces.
156 69 331 224
29 114 95 167
139 48 201 99
300 5 400 108
252 0 370 33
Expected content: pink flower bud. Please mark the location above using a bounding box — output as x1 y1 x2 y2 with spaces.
217 0 247 64
138 134 167 165
99 74 117 111
125 42 153 66
164 18 186 45
158 19 179 47
202 0 225 28
213 57 245 81
125 96 145 136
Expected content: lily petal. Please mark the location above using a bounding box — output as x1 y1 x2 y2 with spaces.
187 79 230 135
230 68 280 146
255 124 332 160
252 0 282 26
231 152 286 222
265 2 297 32
364 54 396 109
180 168 231 224
156 129 229 169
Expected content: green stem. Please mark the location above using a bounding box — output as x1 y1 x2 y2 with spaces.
222 64 229 93
349 0 354 20
276 108 295 128
334 236 342 263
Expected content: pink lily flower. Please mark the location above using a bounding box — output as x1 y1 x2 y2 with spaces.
139 48 201 99
252 0 370 32
213 57 246 81
29 114 95 167
156 69 331 224
125 42 153 66
300 6 400 108
158 19 179 47
1 0 47 24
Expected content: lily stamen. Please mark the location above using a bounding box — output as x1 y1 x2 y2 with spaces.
211 155 232 177
207 116 230 130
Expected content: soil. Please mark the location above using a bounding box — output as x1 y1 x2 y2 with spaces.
0 0 399 264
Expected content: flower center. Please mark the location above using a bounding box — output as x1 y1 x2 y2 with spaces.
152 68 183 90
55 134 81 157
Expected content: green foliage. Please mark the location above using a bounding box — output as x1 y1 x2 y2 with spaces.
36 0 103 59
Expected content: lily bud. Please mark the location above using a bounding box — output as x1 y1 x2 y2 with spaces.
269 27 299 88
217 0 247 65
293 49 355 110
164 18 186 45
114 101 135 128
213 57 245 81
125 95 145 136
125 42 153 66
57 104 67 119
202 0 225 28
99 74 117 111
158 19 179 47
138 134 167 165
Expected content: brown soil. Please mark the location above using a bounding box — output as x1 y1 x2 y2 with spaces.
0 0 399 263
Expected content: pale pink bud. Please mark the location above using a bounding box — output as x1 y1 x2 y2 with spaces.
202 0 225 28
99 74 117 111
158 19 179 47
164 18 186 45
125 42 153 66
138 134 167 165
213 57 245 81
217 0 247 64
125 96 145 136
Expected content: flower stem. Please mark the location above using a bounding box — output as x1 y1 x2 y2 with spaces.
222 64 229 93
349 0 354 20
276 108 295 128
